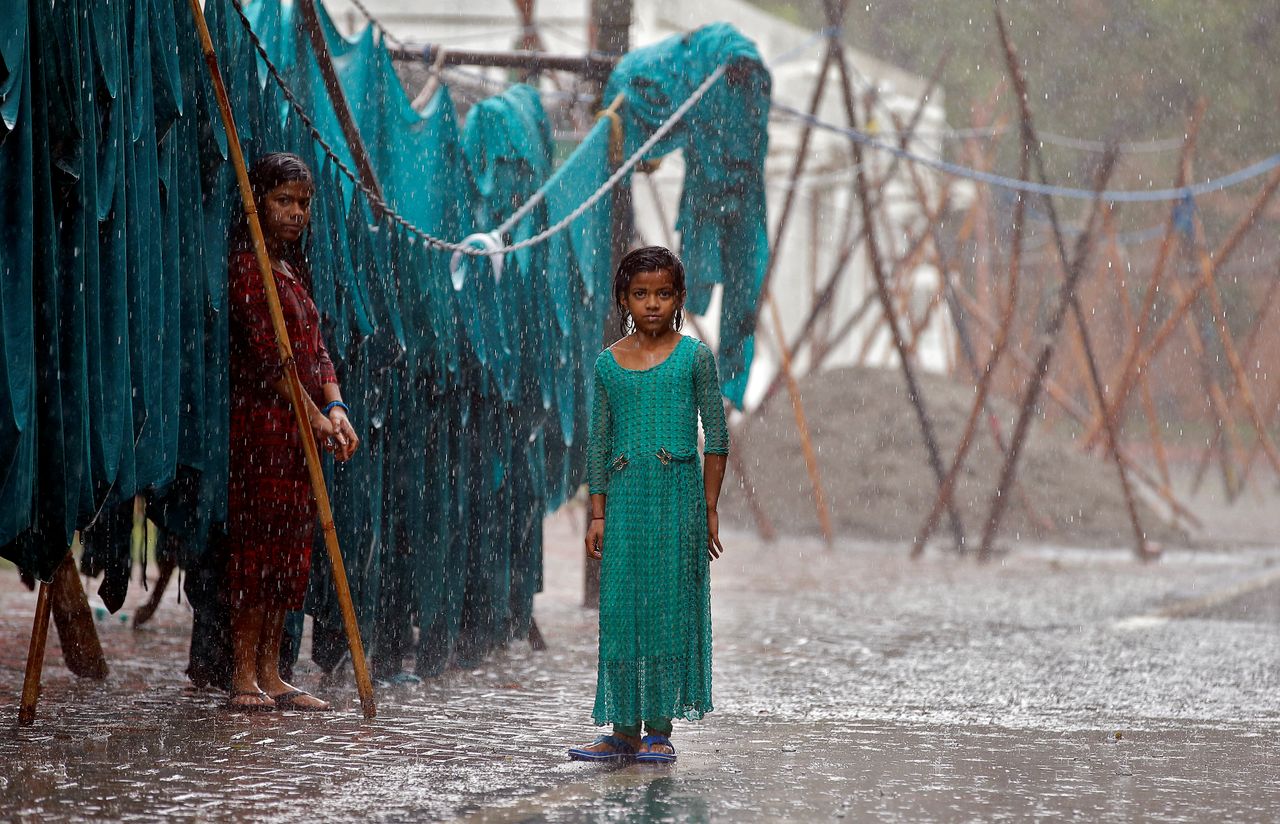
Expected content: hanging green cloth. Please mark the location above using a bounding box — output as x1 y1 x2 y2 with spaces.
605 23 771 407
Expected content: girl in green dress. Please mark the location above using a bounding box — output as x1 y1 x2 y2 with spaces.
568 246 729 765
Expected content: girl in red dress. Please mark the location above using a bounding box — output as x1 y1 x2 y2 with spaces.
226 153 360 712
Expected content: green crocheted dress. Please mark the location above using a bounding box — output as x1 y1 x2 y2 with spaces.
587 335 729 727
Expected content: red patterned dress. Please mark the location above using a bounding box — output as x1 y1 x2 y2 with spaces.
227 250 337 610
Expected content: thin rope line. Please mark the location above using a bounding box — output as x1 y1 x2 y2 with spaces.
229 0 724 257
343 0 405 48
772 101 1280 203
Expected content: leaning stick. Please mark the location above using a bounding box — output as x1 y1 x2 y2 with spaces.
1167 276 1245 494
1190 260 1280 493
986 6 1147 560
18 576 54 725
1187 207 1280 482
1106 223 1174 490
911 98 1030 556
1082 102 1205 451
187 0 376 719
766 301 835 544
1083 157 1280 451
952 286 1202 531
836 50 966 552
1236 368 1280 489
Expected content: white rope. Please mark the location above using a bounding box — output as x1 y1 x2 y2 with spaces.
449 63 728 285
230 0 726 263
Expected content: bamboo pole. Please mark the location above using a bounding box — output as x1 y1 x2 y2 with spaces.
1187 207 1280 481
752 54 957 413
1190 260 1280 493
187 0 376 719
1106 224 1174 490
1167 276 1244 494
50 552 109 680
984 7 1146 561
911 99 1030 556
952 285 1202 531
1235 368 1280 489
1082 158 1280 451
1080 103 1204 452
766 300 835 544
18 580 54 725
835 49 966 552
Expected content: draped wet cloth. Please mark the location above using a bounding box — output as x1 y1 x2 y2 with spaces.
588 337 729 726
605 24 772 408
0 0 768 680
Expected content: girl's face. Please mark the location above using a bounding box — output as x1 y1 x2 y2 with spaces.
261 179 313 246
622 268 683 336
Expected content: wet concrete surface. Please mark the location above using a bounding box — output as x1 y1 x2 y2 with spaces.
2 512 1279 821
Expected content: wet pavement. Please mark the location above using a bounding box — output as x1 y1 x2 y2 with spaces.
3 512 1280 821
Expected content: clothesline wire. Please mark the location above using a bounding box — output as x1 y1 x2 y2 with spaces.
342 0 405 48
228 0 725 257
772 101 1280 203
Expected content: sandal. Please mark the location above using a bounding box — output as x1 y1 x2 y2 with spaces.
567 735 637 762
635 734 677 763
227 690 275 713
269 689 332 712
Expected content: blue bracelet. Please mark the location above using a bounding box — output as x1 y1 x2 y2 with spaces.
323 400 349 416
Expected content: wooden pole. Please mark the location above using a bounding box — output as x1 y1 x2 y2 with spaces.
187 0 376 718
1082 159 1280 451
1167 276 1244 495
1187 208 1280 481
754 53 956 412
584 0 631 610
952 284 1202 531
18 580 54 725
298 0 386 208
766 300 836 544
911 101 1030 556
985 7 1147 561
50 553 109 680
1082 104 1204 452
1106 223 1174 491
836 52 966 552
1190 260 1280 493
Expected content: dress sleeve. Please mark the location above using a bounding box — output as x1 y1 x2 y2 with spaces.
315 329 338 386
586 356 612 495
229 252 284 385
695 342 729 456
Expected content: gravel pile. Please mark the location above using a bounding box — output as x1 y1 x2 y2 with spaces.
724 365 1184 548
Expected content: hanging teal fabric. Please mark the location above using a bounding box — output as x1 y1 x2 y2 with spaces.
604 23 771 407
0 0 765 677
0 0 36 554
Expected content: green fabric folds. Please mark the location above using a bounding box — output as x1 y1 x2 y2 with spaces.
0 0 768 673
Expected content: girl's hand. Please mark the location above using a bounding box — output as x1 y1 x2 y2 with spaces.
585 518 604 560
309 408 338 453
707 510 723 561
327 408 360 462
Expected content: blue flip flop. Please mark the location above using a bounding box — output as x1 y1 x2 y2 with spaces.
567 735 637 762
635 734 677 763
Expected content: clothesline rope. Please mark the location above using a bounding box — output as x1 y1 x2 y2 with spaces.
772 101 1280 203
229 0 725 260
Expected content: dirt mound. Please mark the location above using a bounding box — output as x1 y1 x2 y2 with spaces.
724 366 1183 548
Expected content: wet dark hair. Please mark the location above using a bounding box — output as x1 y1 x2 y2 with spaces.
613 246 687 336
230 152 316 282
